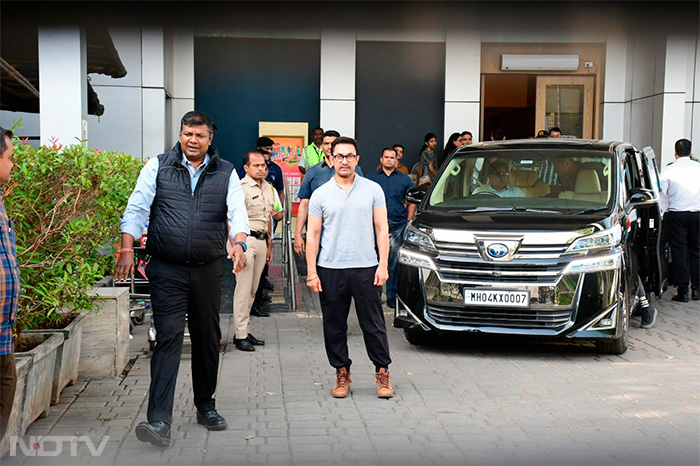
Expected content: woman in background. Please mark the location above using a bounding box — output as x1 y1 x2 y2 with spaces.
441 132 462 168
417 132 439 186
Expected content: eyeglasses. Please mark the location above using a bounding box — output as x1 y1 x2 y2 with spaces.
332 154 358 162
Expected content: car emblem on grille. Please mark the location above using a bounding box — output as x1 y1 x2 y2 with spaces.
486 243 509 259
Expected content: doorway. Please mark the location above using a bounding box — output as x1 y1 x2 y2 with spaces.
482 74 537 140
535 76 594 138
482 74 594 140
480 43 605 141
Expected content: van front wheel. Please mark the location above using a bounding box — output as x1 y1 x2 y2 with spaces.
595 295 629 355
404 329 437 346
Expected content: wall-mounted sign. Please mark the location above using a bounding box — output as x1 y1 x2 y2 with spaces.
258 122 308 216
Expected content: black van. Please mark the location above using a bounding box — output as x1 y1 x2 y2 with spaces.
394 140 664 354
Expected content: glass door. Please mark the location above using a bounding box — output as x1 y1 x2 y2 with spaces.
535 76 594 138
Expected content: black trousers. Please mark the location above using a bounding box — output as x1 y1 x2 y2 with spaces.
317 265 391 372
146 257 223 425
666 211 700 292
253 263 269 307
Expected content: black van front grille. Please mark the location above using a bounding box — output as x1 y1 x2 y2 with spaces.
433 259 567 284
427 304 572 329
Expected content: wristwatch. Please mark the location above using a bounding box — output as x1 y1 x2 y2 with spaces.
234 241 247 252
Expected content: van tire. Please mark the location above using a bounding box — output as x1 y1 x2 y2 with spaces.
404 329 436 346
595 332 628 355
595 292 629 355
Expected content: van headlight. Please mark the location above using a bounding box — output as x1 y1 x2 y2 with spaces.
563 252 621 274
399 249 436 270
403 225 437 253
568 225 621 253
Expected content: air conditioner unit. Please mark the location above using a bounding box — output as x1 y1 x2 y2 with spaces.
500 54 580 71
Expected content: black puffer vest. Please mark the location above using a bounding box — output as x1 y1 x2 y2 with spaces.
146 143 234 265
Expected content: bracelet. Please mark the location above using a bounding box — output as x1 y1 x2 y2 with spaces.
306 274 318 282
119 248 133 253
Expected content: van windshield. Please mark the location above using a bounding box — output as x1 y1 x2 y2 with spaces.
428 150 615 213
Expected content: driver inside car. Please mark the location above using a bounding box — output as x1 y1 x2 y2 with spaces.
472 160 526 198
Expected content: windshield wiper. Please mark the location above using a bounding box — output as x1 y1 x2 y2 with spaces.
447 207 559 214
507 207 560 214
447 207 513 213
564 207 607 215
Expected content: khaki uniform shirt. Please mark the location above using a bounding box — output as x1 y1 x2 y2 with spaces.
241 175 274 232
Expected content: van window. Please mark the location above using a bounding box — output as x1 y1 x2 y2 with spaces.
428 150 614 213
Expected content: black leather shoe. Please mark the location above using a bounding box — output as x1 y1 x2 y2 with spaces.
234 337 255 352
672 292 690 302
135 421 171 447
250 305 270 317
196 409 227 431
692 289 700 301
247 333 265 346
386 298 396 309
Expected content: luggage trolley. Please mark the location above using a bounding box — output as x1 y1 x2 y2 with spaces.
116 245 157 351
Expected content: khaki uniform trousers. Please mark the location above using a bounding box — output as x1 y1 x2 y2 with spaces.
233 236 268 339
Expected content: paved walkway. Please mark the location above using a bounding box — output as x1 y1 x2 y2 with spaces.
3 283 699 465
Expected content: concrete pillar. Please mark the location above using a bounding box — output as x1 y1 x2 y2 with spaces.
38 27 87 147
320 29 356 137
691 35 700 147
602 32 632 142
142 27 167 158
659 35 690 167
444 30 481 143
167 29 195 148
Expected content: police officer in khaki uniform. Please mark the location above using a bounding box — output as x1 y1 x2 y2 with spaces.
233 151 275 351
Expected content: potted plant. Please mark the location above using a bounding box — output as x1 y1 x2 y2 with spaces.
23 312 87 404
4 136 141 412
0 356 31 457
14 333 64 433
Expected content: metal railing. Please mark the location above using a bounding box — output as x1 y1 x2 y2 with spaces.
281 180 298 311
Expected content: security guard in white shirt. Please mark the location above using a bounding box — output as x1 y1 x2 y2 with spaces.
659 138 700 302
232 151 275 351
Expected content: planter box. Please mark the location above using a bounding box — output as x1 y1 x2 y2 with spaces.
0 356 30 458
25 312 87 404
79 287 129 378
14 333 64 435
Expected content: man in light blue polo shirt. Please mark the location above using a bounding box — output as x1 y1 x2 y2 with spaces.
294 130 363 257
306 136 394 399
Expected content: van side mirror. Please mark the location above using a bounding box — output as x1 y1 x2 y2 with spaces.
406 187 427 205
628 188 656 209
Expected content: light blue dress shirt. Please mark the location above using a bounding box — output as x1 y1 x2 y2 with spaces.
472 183 526 198
120 153 250 241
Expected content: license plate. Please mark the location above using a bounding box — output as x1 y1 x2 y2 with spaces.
463 289 530 308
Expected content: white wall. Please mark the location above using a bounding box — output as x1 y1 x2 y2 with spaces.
88 27 184 160
168 29 195 149
601 31 631 142
38 27 87 147
88 27 143 158
319 29 356 137
444 30 481 143
688 35 700 152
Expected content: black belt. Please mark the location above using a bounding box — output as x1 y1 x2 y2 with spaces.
250 230 269 241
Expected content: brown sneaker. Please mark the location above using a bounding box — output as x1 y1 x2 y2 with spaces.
375 368 394 399
332 368 351 398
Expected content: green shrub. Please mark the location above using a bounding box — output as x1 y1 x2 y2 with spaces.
3 139 142 334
